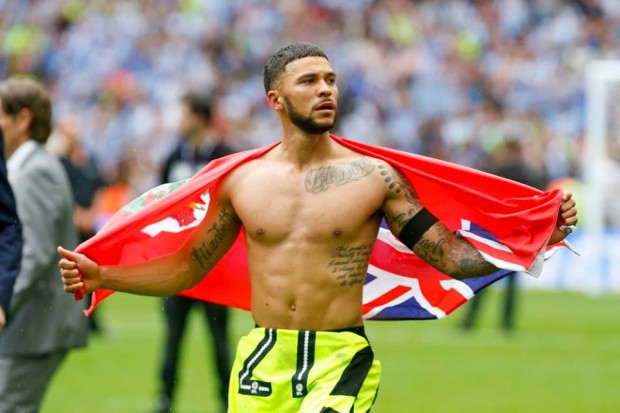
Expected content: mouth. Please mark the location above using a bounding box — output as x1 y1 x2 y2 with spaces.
314 101 336 112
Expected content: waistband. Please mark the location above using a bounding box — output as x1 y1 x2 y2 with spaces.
254 324 367 339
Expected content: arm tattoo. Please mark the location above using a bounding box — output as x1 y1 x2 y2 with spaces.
190 207 236 269
413 224 497 279
328 243 373 287
378 163 423 229
305 158 375 194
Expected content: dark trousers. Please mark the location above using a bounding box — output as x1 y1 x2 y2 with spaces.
158 295 231 410
0 351 67 413
461 273 518 332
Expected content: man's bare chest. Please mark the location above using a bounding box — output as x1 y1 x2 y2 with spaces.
231 170 383 243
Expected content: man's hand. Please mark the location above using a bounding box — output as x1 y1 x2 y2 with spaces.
0 306 5 333
57 246 102 294
548 192 578 245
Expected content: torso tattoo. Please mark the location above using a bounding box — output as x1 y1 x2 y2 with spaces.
328 243 373 287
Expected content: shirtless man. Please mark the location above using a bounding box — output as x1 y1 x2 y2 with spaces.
58 42 578 413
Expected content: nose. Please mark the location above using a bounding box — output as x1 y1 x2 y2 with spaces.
317 79 333 97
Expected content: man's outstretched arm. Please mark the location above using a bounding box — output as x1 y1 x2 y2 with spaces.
58 200 242 297
379 161 578 280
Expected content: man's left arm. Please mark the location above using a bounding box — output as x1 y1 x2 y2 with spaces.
380 162 578 280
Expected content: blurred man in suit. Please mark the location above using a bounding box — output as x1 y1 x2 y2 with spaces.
0 76 89 412
153 91 234 413
0 127 22 333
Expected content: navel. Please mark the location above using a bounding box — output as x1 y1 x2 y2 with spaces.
290 303 296 311
333 229 342 236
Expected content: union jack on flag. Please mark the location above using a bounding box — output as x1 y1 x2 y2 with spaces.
363 221 528 320
76 135 567 320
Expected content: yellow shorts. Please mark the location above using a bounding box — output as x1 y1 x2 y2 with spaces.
229 327 381 413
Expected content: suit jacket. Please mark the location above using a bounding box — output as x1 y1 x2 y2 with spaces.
160 140 236 184
0 142 88 356
0 134 22 312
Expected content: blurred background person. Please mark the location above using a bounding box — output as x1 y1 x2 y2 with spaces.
50 115 106 244
48 115 107 333
154 91 235 413
0 128 22 333
461 136 549 333
90 153 137 232
0 76 88 412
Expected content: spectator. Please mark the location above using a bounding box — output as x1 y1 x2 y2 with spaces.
0 76 89 412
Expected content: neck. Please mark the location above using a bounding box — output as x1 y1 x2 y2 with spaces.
187 129 212 148
280 129 333 168
5 135 29 160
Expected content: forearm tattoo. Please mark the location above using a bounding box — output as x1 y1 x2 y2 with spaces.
305 158 375 194
413 224 496 279
328 243 373 287
378 163 423 229
190 207 236 269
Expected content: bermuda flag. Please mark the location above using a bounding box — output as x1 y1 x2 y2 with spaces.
76 134 568 320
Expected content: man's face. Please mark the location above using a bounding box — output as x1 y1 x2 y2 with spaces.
178 102 200 139
276 56 338 134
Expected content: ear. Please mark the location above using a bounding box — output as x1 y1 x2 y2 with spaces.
266 90 283 111
17 107 33 134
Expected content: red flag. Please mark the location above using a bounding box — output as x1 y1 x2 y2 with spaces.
77 135 564 318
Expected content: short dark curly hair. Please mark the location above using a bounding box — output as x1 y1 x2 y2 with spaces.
263 42 328 94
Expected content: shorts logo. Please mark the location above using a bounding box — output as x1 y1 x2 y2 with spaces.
243 380 270 396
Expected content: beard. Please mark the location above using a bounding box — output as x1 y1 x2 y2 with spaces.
283 96 336 135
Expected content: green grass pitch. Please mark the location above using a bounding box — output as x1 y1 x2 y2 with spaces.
41 288 620 413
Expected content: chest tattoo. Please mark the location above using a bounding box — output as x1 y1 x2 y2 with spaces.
305 158 375 194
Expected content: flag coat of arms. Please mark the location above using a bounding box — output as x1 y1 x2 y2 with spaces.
76 135 566 320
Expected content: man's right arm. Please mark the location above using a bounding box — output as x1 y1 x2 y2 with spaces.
58 198 242 297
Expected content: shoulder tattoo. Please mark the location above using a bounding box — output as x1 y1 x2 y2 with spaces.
378 163 423 229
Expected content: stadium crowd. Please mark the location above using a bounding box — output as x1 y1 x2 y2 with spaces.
1 0 618 197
